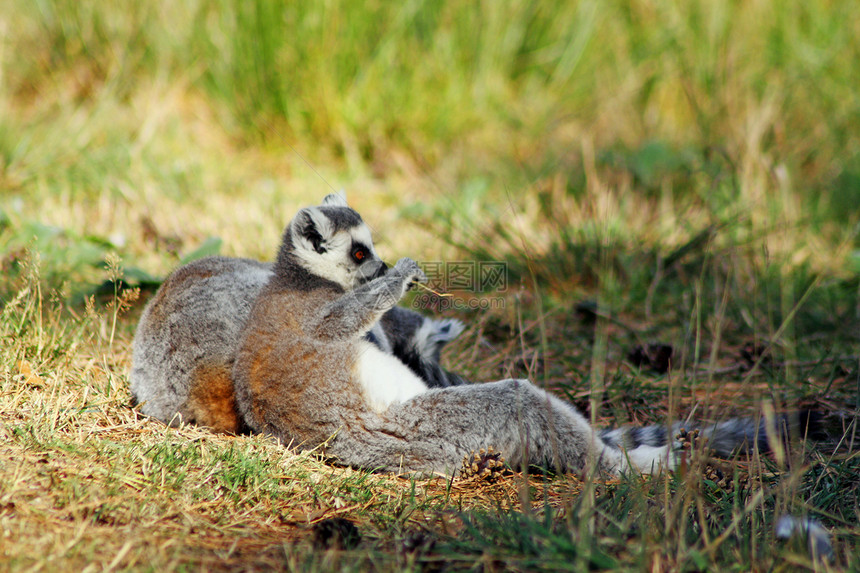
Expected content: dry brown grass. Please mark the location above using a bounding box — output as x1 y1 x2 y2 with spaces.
0 272 600 570
3 270 854 570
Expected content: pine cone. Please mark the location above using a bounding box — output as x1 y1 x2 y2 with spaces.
704 463 749 492
460 447 510 482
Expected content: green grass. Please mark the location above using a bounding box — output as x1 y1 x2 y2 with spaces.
1 0 859 570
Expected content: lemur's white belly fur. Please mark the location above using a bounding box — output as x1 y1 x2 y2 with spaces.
355 340 428 412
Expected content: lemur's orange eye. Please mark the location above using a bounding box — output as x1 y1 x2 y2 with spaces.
352 247 367 262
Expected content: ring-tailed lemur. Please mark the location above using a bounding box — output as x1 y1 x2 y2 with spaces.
129 200 465 434
132 194 819 475
227 194 671 475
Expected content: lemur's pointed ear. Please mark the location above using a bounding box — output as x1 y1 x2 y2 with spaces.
292 207 332 254
321 191 348 207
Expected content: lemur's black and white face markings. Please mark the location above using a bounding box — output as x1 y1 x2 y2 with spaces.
289 197 387 290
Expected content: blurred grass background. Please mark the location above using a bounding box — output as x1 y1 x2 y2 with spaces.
2 0 858 275
0 1 858 570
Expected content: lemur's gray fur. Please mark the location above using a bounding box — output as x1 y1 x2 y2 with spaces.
130 256 272 432
131 194 818 476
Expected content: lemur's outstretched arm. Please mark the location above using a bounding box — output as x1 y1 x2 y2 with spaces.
311 258 427 340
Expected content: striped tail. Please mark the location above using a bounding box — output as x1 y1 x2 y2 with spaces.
381 307 469 388
400 317 468 388
599 411 824 458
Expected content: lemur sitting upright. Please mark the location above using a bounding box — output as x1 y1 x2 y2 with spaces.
226 194 667 475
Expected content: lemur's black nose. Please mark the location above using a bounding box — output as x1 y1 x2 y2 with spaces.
373 261 389 279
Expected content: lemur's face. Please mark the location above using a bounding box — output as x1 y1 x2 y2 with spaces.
290 194 387 290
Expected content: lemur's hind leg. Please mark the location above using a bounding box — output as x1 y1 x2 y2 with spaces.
327 379 672 476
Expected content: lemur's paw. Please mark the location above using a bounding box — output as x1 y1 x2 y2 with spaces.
393 258 427 286
674 427 701 451
460 447 510 482
671 427 707 469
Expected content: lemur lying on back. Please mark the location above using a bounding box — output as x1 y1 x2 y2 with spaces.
131 194 816 475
